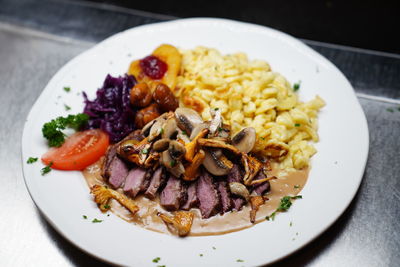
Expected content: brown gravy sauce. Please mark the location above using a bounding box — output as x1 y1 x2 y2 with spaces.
83 160 308 236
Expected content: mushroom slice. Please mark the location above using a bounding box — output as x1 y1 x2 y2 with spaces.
209 108 222 135
141 112 171 137
241 154 263 185
160 150 185 178
197 138 241 156
175 107 203 135
249 196 266 223
185 128 209 162
232 127 256 153
91 185 139 215
168 140 186 160
183 149 205 181
153 138 170 152
158 211 194 237
202 148 233 176
190 122 210 140
118 137 151 166
162 117 178 139
229 182 250 201
148 119 165 142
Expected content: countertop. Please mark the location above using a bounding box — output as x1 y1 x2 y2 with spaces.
0 0 399 266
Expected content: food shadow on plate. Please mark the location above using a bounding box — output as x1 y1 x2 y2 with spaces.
37 211 111 267
268 174 365 267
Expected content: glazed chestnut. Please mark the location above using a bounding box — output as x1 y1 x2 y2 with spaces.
134 103 161 129
130 83 153 107
152 83 179 112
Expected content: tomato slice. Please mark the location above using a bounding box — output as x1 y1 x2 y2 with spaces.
42 129 109 170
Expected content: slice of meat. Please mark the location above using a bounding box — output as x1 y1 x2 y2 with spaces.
181 181 199 210
252 172 271 196
140 170 153 192
145 167 165 199
101 144 118 178
217 181 232 213
197 171 221 218
123 167 147 198
160 175 183 211
227 164 246 211
107 157 129 189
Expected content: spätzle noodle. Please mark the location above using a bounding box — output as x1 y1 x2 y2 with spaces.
175 47 325 170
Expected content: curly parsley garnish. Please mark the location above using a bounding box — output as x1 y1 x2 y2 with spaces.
27 157 38 164
42 113 89 147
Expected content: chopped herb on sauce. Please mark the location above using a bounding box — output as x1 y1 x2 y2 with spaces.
27 157 38 164
63 87 71 92
152 257 161 263
294 185 300 189
266 196 302 221
92 218 102 223
41 162 53 175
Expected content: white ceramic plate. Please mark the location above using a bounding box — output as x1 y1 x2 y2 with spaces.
22 18 369 266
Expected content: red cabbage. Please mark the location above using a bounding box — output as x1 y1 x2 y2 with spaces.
83 74 137 143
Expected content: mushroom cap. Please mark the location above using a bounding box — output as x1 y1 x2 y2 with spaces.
232 127 256 153
175 107 203 135
202 149 233 176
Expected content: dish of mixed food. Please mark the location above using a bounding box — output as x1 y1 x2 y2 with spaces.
38 44 325 237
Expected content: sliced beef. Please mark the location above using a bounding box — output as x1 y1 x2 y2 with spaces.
252 172 271 196
101 144 118 178
181 181 199 210
123 167 147 198
197 171 221 218
217 181 232 213
140 170 153 193
144 167 165 199
227 164 246 211
160 175 184 211
107 157 129 189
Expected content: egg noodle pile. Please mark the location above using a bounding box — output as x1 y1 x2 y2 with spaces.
175 47 325 170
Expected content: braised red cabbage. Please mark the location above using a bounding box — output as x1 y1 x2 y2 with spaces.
83 74 137 143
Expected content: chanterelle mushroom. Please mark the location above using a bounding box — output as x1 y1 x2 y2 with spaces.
91 185 139 214
158 211 194 237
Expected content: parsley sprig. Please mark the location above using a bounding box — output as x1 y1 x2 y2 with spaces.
266 195 302 221
42 113 89 147
27 157 38 164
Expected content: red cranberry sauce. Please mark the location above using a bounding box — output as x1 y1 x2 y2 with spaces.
139 55 168 79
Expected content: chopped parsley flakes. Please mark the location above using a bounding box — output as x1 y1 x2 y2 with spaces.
199 254 203 257
103 204 111 209
82 215 87 219
92 218 103 223
294 185 300 189
170 160 176 167
63 87 71 92
236 259 244 262
293 81 301 91
27 157 38 164
152 257 161 263
294 123 301 127
64 104 71 111
141 148 149 154
41 162 53 175
387 108 394 113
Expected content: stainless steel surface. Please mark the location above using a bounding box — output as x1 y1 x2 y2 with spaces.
0 2 399 266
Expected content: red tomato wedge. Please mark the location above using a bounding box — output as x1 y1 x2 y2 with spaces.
42 129 109 170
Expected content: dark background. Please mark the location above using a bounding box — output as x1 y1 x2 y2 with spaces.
71 0 400 54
